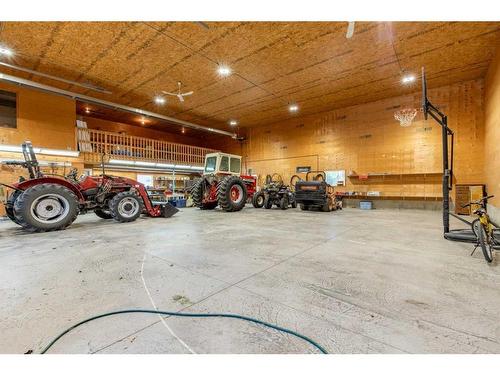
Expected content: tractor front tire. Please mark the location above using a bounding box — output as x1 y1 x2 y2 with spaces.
280 195 289 210
13 183 79 232
252 191 265 208
95 208 113 219
109 191 144 223
5 190 22 225
264 194 273 209
217 176 247 212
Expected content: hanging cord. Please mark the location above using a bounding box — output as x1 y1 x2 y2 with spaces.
39 308 328 354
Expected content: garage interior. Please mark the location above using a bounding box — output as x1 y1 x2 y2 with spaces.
0 21 500 354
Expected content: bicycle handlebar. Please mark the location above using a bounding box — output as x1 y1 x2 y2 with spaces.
461 195 495 208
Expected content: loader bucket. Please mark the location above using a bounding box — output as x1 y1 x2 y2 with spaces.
160 202 179 218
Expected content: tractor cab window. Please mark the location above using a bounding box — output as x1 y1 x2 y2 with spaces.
219 156 229 172
230 157 241 173
204 156 217 173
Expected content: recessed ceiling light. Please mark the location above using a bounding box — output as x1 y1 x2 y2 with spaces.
229 120 238 126
181 127 185 134
154 96 166 105
288 104 299 113
85 107 91 114
402 75 416 84
217 65 231 77
0 47 13 56
140 117 146 125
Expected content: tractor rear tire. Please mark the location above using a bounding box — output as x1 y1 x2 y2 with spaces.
13 183 79 232
252 191 265 208
109 191 144 223
95 209 113 219
191 178 204 208
280 195 289 210
5 190 22 225
217 176 247 212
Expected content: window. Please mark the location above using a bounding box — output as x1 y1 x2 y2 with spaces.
230 157 241 173
137 174 153 188
219 156 229 172
204 156 217 173
0 90 16 129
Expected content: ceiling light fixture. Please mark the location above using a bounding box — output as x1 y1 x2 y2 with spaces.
402 75 416 84
85 107 91 114
217 65 231 77
181 127 185 134
109 159 203 171
229 120 238 126
288 104 299 113
0 47 13 56
0 144 79 157
154 96 166 105
140 117 146 125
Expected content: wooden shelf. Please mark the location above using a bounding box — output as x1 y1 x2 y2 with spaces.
348 172 442 178
340 195 442 201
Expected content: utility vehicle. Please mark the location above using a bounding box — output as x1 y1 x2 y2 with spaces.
294 171 341 212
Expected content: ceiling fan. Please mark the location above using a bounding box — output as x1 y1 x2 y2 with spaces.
162 81 194 102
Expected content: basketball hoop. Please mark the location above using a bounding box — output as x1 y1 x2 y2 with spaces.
394 108 417 127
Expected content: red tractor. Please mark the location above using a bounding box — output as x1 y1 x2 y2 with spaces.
191 152 256 212
2 141 178 232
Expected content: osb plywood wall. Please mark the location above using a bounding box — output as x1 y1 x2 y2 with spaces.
485 49 500 219
0 81 78 216
0 81 76 149
235 79 485 198
82 116 207 147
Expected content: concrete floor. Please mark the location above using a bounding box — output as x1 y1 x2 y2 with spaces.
0 206 499 354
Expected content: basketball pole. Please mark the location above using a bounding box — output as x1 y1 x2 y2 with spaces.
425 100 453 235
441 116 450 234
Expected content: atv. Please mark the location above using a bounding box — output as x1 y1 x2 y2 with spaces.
294 171 342 212
252 174 297 210
2 141 178 232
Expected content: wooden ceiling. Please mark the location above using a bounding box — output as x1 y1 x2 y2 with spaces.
0 22 499 131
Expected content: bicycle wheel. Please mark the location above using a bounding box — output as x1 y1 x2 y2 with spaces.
473 220 493 263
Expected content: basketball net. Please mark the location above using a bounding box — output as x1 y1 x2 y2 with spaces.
394 108 417 127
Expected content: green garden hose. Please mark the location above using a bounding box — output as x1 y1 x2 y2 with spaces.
40 308 328 354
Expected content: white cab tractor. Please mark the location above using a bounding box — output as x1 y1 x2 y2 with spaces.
190 152 256 212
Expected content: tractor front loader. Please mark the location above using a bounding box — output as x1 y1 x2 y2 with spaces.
2 141 178 232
